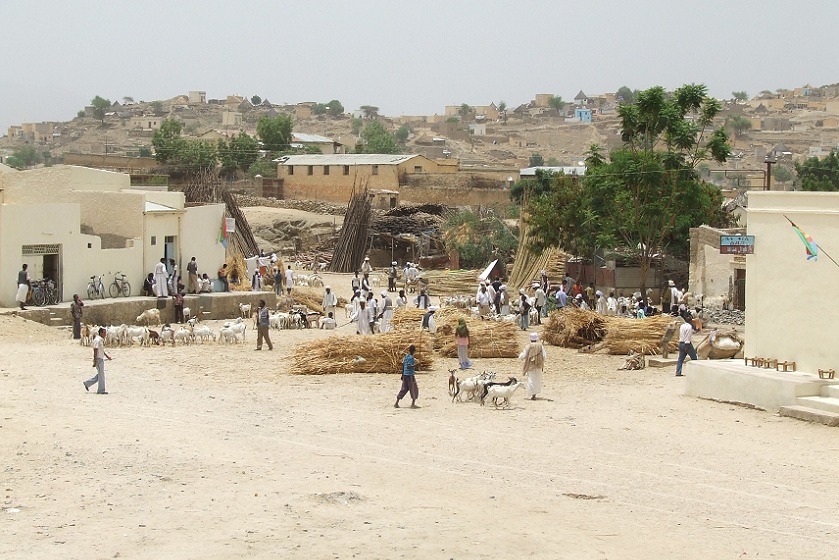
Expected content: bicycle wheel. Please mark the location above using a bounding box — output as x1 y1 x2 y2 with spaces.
53 290 62 304
109 283 120 298
33 289 46 307
87 285 96 300
121 282 131 297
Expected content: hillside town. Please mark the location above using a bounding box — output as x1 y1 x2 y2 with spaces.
3 79 839 560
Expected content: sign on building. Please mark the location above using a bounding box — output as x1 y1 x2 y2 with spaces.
720 235 755 255
225 218 236 233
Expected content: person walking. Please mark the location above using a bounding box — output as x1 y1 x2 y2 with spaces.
255 299 273 351
379 290 394 333
187 257 199 294
284 265 294 295
519 291 531 331
534 285 547 323
322 286 337 319
387 261 398 292
15 264 30 310
675 316 698 377
154 258 168 298
455 318 473 369
520 332 547 400
420 306 438 333
274 267 283 296
361 256 373 276
350 299 374 335
395 344 419 409
476 285 491 317
70 294 84 339
84 327 111 394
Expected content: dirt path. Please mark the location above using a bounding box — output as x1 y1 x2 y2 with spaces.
2 283 838 559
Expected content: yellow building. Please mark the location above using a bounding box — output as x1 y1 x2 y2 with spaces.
276 154 454 203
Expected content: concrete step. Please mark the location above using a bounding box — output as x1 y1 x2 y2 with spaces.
795 396 839 414
822 385 839 399
780 405 839 427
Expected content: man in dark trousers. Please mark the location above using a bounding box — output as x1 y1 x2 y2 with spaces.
255 299 273 351
187 256 199 294
395 344 419 408
70 294 84 340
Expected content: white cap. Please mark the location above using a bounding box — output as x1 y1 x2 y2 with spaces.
364 256 370 260
392 261 397 265
325 285 331 290
530 332 539 341
428 306 438 312
381 290 387 297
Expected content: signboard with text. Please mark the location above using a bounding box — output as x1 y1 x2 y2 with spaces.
225 218 236 233
720 235 754 255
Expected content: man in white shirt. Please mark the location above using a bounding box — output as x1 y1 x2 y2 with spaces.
350 300 374 335
534 286 547 323
319 312 337 330
675 317 698 377
322 286 337 318
284 265 294 295
476 285 491 317
84 327 111 394
154 258 168 298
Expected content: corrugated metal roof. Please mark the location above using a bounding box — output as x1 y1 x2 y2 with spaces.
292 133 335 144
519 166 586 177
275 154 420 166
144 201 179 212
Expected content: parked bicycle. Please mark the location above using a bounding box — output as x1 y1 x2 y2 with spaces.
87 274 106 299
109 271 131 298
44 278 60 305
29 280 47 307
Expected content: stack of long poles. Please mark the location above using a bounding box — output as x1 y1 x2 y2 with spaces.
328 182 371 273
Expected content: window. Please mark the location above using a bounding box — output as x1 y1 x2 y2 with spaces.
308 166 314 176
414 166 422 173
323 165 329 176
343 165 350 175
288 166 294 175
372 165 379 176
151 236 156 246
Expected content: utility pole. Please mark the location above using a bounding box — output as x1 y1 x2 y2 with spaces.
764 154 776 190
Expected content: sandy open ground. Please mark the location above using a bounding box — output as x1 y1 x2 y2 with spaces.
2 272 839 559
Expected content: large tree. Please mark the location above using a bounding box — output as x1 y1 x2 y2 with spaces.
795 151 839 191
6 146 43 169
257 114 293 153
616 86 638 105
151 118 217 172
360 121 400 154
526 84 732 294
547 95 565 112
152 119 187 164
90 95 111 122
218 132 259 177
726 114 752 138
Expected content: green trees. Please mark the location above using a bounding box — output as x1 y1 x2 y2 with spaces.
251 95 262 105
726 115 752 138
7 146 43 169
360 105 379 119
359 121 400 154
351 117 363 136
326 99 344 116
771 165 794 184
616 86 637 105
395 124 411 144
732 91 749 102
90 95 111 122
152 120 187 164
458 103 472 118
256 114 293 153
151 119 216 172
547 95 565 112
529 153 545 167
526 84 733 294
442 210 518 269
218 132 259 177
795 151 839 191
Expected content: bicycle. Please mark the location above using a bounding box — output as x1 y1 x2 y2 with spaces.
44 278 60 305
87 274 106 299
29 280 47 307
109 271 131 298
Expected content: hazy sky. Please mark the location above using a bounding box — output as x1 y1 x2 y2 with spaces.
2 0 838 133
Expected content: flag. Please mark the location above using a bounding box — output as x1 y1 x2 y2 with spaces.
218 215 228 248
785 216 818 261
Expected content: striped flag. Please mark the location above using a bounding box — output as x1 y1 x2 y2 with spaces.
218 215 228 248
785 216 818 261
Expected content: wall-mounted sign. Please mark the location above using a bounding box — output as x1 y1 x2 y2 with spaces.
720 235 754 255
225 218 236 233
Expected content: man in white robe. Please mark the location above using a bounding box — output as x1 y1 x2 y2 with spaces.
379 290 394 333
520 332 547 400
350 300 374 335
154 258 168 298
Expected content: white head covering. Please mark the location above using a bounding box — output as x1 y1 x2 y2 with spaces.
364 256 370 261
325 285 331 290
381 290 388 297
391 261 397 265
668 280 675 286
428 306 438 312
530 332 539 341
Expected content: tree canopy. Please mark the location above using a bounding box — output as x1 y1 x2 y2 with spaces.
529 152 545 167
360 105 379 119
6 146 44 169
795 151 839 191
359 121 400 154
616 86 638 105
218 132 259 178
257 114 293 153
90 95 111 122
547 95 565 112
151 119 218 173
525 84 733 293
726 115 752 138
732 91 749 102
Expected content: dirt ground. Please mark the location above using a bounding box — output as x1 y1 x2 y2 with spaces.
2 272 839 560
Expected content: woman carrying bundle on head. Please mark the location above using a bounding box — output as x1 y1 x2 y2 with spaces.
454 318 473 370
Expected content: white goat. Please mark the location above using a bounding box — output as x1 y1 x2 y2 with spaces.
239 303 252 319
482 382 523 409
123 326 149 346
136 308 161 326
191 324 215 343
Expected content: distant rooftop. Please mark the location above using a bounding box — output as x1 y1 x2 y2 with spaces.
275 154 420 166
519 165 586 177
292 133 337 144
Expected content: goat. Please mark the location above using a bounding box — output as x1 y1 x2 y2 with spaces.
136 308 161 326
224 321 247 342
218 326 238 344
479 377 518 405
482 382 522 409
191 324 215 343
80 324 92 347
159 326 175 346
123 326 149 346
452 371 495 403
173 327 193 345
239 303 252 319
447 368 458 397
147 329 160 346
183 307 191 321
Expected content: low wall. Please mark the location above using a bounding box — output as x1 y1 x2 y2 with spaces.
399 184 510 206
11 292 280 327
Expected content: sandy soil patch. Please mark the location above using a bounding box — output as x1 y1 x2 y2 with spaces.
2 275 838 559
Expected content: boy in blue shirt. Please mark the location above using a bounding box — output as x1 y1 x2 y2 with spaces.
395 344 419 409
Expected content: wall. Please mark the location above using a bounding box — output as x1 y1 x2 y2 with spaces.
181 203 227 279
689 226 746 306
76 190 145 240
281 165 402 203
398 184 510 206
143 211 182 275
62 154 160 172
0 202 141 306
745 192 839 373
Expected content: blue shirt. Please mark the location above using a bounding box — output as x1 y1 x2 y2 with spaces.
556 290 567 308
403 354 415 376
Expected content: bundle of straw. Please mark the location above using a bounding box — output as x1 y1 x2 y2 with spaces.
390 307 460 331
225 254 252 292
437 318 519 358
421 269 483 297
291 287 326 313
290 331 434 375
543 307 679 355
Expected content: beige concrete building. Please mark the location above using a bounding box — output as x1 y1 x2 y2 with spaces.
689 225 747 308
189 91 207 104
744 191 839 373
222 110 243 127
0 165 225 306
291 133 344 154
129 115 163 130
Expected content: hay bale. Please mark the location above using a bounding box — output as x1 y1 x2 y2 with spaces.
543 308 678 355
391 308 518 358
291 287 326 313
225 254 252 292
290 331 434 374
